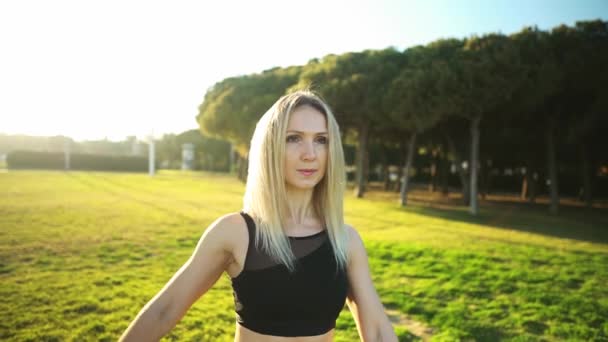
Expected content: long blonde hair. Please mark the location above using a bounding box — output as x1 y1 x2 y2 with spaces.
242 90 348 272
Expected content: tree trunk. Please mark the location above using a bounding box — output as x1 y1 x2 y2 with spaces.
383 163 390 191
400 133 417 207
580 142 593 208
379 143 388 188
521 171 529 200
440 143 449 197
440 161 449 196
394 142 407 192
428 147 438 193
470 116 480 215
237 155 249 183
354 124 369 198
446 134 469 205
363 151 370 189
394 163 404 192
529 171 538 203
545 118 559 215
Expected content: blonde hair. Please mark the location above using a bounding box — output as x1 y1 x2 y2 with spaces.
242 89 348 272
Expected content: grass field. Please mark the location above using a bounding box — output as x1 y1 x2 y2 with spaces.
1 170 607 341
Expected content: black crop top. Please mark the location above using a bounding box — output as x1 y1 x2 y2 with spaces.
230 211 349 337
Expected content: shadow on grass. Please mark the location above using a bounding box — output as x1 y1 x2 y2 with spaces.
356 182 608 246
408 199 608 245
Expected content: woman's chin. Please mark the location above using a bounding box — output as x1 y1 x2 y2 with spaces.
286 181 318 190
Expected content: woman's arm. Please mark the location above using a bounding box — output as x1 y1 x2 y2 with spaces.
118 213 240 341
345 225 398 342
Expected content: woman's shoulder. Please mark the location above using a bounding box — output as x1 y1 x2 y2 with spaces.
343 223 366 261
202 212 249 252
344 223 360 240
209 211 249 234
215 211 248 227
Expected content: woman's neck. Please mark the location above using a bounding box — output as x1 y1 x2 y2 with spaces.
285 185 315 225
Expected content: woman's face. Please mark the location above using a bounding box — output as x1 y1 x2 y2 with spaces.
284 105 328 191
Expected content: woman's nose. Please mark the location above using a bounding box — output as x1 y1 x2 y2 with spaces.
301 141 316 160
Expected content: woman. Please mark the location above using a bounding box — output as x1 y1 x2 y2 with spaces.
119 90 397 341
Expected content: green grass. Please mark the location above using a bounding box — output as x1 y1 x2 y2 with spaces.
1 170 607 341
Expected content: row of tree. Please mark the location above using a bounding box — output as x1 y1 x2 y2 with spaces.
197 20 608 215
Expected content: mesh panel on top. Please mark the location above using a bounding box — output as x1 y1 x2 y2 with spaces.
240 211 328 271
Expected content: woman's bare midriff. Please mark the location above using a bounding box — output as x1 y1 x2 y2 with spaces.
234 324 334 342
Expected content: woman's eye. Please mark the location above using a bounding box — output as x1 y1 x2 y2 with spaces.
316 137 328 144
286 135 300 143
286 135 327 144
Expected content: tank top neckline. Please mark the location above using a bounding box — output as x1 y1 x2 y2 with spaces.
287 229 327 240
240 211 327 240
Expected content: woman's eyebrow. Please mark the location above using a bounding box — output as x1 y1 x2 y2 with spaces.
287 130 328 135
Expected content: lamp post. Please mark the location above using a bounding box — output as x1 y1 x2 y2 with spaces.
147 133 155 176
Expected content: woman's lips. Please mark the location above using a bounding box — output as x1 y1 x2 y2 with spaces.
297 169 317 176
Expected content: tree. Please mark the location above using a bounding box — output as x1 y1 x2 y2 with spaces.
439 34 522 215
386 42 461 206
561 20 608 208
294 48 404 198
197 66 302 180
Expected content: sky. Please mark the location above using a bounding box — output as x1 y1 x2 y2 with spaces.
1 0 606 142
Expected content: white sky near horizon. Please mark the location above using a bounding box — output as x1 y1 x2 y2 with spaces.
1 0 606 142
